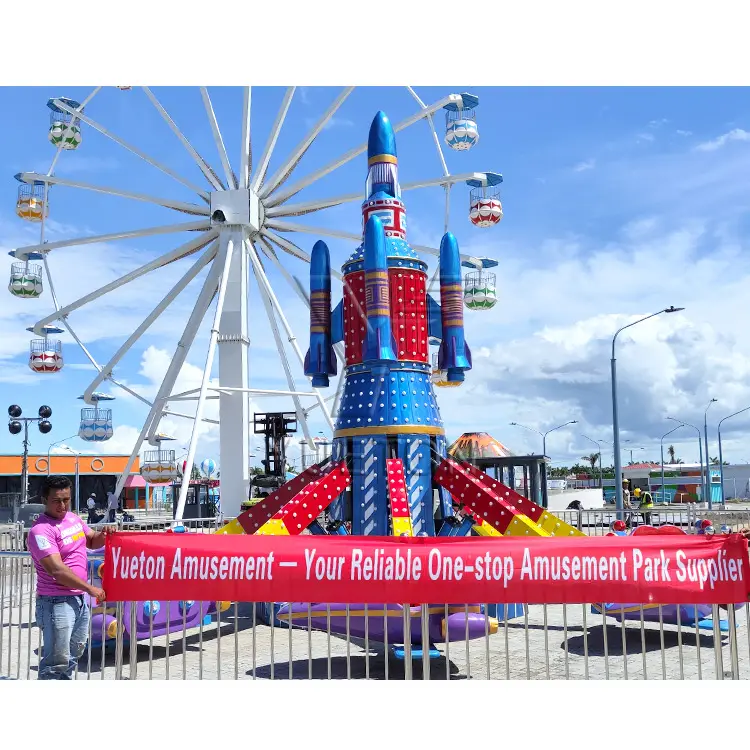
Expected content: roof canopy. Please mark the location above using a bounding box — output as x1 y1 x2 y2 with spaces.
448 432 514 461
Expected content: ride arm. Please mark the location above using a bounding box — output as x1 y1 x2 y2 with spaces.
426 294 443 341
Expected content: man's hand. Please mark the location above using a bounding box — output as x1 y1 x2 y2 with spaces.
89 586 106 603
739 528 750 543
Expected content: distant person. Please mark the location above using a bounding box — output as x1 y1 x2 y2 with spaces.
622 479 633 528
86 493 98 524
637 488 654 526
106 490 118 523
27 475 112 680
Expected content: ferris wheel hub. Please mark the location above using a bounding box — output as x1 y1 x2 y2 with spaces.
209 188 263 234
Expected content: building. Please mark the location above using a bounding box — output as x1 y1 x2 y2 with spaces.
0 454 140 509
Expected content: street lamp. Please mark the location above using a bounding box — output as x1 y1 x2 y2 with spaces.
667 417 704 504
580 434 603 487
703 398 717 509
611 306 684 515
510 420 578 458
628 447 646 464
660 424 687 504
8 405 53 505
718 405 750 504
58 445 81 514
47 434 79 475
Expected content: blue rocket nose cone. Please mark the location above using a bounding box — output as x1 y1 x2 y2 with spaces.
311 239 331 276
368 111 397 161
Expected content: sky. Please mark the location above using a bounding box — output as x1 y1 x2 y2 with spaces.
2 85 750 469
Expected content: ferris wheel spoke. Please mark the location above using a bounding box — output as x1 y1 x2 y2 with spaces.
265 218 360 243
142 87 225 191
12 220 212 258
250 87 295 193
16 172 210 215
30 231 217 335
83 241 218 401
51 98 211 200
239 87 252 189
265 190 361 218
259 228 310 263
174 232 236 522
406 86 450 178
249 240 315 447
258 86 356 200
264 92 465 208
200 87 237 190
247 242 335 432
47 87 102 178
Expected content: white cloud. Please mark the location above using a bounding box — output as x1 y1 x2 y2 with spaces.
572 159 595 172
695 128 750 152
304 116 354 131
636 132 655 142
676 129 693 137
649 118 668 128
432 218 750 464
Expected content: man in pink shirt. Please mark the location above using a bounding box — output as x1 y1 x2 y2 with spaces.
28 475 113 680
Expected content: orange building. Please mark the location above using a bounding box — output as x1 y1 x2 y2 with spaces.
0 454 141 509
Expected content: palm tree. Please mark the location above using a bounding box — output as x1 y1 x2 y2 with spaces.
582 453 600 474
667 445 676 464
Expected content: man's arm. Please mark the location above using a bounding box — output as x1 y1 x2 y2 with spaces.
85 525 113 550
38 554 105 601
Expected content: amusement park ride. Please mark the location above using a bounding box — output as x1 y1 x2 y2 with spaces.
10 87 736 656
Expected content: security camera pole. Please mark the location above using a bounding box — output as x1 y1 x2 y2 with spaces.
7 405 53 505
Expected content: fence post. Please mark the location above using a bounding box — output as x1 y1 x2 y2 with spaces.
128 601 138 681
114 601 125 680
726 605 740 680
421 604 431 680
402 605 412 680
712 605 725 679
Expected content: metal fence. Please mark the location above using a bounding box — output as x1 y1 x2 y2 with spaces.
0 549 746 680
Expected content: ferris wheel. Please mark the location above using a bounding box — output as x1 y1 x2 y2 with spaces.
8 86 503 519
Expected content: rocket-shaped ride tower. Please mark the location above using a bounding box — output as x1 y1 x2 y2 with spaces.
304 111 471 537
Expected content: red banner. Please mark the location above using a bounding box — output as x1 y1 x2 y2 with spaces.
103 532 750 605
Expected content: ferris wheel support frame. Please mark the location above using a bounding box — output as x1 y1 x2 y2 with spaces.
248 240 315 447
174 230 236 522
247 240 334 433
201 87 238 190
112 245 228 502
250 87 296 193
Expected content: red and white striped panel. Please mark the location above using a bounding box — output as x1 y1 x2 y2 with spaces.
29 351 63 373
268 461 351 535
386 458 413 536
235 464 324 534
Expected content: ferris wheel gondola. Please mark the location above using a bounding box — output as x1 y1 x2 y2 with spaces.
9 86 502 520
141 432 179 484
77 392 115 442
47 97 83 150
26 324 64 373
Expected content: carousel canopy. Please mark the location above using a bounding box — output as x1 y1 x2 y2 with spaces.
448 432 514 461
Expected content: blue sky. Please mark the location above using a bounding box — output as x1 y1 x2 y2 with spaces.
2 86 750 467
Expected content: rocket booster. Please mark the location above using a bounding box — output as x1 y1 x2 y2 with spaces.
437 232 472 383
362 215 397 363
304 240 336 388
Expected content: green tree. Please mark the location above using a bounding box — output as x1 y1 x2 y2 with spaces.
582 453 600 473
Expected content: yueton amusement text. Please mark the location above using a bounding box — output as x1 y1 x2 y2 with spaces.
109 545 744 592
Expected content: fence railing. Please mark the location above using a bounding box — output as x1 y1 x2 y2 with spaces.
0 549 746 681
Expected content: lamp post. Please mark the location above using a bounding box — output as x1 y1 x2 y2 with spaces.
510 420 578 458
581 434 603 487
47 434 79 475
58 445 81 514
8 405 53 505
611 306 684 515
667 417 704 504
703 398 717 509
718 406 750 505
660 425 686 504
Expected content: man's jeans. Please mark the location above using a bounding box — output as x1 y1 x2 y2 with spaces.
36 595 89 680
